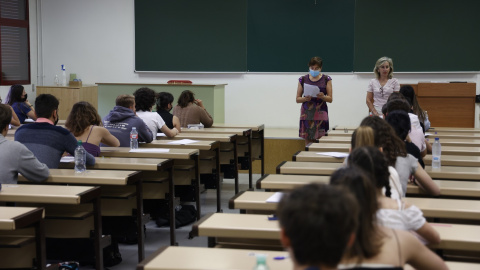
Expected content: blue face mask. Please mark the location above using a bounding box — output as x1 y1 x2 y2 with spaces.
309 69 320 77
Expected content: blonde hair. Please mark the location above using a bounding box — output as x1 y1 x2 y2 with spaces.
351 126 375 149
373 56 394 79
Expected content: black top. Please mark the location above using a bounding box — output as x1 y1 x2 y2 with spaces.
157 109 174 129
405 141 425 169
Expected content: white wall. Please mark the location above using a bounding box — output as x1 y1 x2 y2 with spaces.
32 0 480 128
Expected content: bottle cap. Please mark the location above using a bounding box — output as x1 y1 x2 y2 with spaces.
435 137 439 141
77 140 82 145
256 254 267 264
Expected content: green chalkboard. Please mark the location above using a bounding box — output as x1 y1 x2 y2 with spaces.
134 0 247 72
354 0 480 72
247 0 355 72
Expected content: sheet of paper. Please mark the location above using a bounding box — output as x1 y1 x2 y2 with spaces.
60 156 75 163
424 132 433 137
316 152 349 158
303 84 320 97
167 139 199 145
24 119 35 123
157 133 166 137
129 148 170 153
266 192 284 203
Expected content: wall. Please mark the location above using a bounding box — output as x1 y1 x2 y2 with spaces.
33 0 480 128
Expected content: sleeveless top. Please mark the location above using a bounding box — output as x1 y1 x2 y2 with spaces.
82 126 100 157
157 109 174 129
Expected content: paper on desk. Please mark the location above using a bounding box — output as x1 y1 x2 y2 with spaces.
266 192 284 203
425 132 433 137
303 84 320 97
316 152 349 158
167 139 199 145
157 133 166 137
129 148 170 153
24 119 35 123
60 156 75 163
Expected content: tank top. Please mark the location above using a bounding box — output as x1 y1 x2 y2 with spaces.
157 109 174 129
82 126 101 157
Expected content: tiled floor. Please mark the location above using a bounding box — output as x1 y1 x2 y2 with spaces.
86 174 257 269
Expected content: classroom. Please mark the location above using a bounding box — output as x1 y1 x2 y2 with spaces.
1 0 480 269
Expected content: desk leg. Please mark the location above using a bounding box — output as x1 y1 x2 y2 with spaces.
215 147 222 212
168 166 176 246
93 196 104 269
234 140 239 194
35 219 46 270
194 155 201 220
260 130 265 176
136 180 145 262
248 134 253 189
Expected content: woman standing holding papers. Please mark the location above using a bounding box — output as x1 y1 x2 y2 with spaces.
366 56 400 117
296 56 332 144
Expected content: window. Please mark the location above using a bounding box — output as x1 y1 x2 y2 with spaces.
0 0 30 85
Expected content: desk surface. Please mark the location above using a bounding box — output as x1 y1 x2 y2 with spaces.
319 136 480 147
277 161 342 175
0 207 44 230
212 124 264 132
60 157 171 171
142 140 218 150
231 191 480 220
425 165 480 180
194 213 480 251
0 184 99 204
180 127 251 136
19 168 140 185
327 130 480 140
158 133 236 143
100 147 198 159
138 246 290 270
257 174 480 198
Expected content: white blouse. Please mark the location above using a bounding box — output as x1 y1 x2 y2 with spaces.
377 199 426 231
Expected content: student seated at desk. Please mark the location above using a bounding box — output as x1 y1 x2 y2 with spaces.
156 92 181 131
133 87 179 138
0 104 49 184
14 94 95 169
5 84 37 124
65 101 120 157
347 147 440 245
103 94 153 147
173 90 213 128
329 167 447 270
277 183 358 270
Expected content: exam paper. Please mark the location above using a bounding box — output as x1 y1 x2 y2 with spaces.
157 133 166 137
316 152 349 158
60 156 75 163
303 84 320 97
167 139 199 145
129 148 170 153
266 192 284 203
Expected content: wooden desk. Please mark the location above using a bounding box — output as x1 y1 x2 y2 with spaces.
0 185 103 269
60 157 180 246
18 169 147 262
180 128 254 188
193 213 480 252
157 134 243 194
429 127 480 133
0 207 45 270
229 191 480 221
99 147 203 221
141 140 222 213
327 130 480 140
319 136 480 148
212 124 265 176
256 174 480 199
138 246 291 270
276 161 342 175
37 85 98 121
425 166 480 181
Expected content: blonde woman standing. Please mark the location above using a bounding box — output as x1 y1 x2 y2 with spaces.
366 57 400 117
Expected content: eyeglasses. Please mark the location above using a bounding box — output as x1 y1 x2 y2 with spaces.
380 87 384 97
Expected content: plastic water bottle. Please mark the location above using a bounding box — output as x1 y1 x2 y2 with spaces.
130 127 139 149
61 64 67 86
253 254 269 270
432 137 441 169
54 75 60 86
74 140 86 173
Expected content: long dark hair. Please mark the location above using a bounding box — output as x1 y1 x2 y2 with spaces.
65 101 102 136
400 85 427 124
177 90 195 108
348 146 392 198
330 167 383 262
5 84 24 105
359 116 407 166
